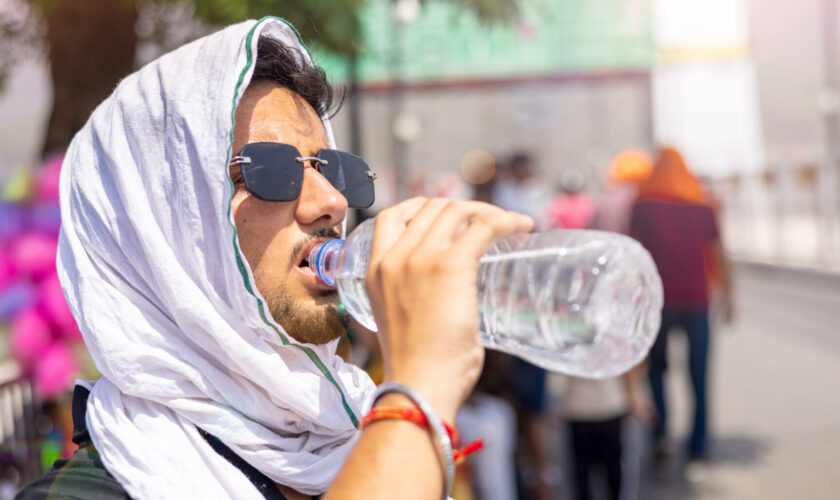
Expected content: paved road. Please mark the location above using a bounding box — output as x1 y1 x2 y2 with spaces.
638 262 840 500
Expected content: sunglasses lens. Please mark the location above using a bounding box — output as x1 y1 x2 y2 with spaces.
239 142 303 202
317 150 376 209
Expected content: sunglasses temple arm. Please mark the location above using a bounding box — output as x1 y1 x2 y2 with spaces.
230 156 251 165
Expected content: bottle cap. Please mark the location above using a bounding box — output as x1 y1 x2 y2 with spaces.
308 239 344 287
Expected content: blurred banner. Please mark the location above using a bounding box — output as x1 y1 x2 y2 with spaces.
317 0 654 85
319 0 658 209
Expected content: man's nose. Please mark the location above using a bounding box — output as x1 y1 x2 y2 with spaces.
295 167 348 228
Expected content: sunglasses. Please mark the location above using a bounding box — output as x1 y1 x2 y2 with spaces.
229 142 377 208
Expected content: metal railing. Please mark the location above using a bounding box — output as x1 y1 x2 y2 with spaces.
713 165 840 271
0 363 42 496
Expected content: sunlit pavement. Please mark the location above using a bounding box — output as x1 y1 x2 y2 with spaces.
538 262 840 500
637 262 840 500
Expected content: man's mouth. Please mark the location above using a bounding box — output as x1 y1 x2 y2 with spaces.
294 238 334 269
293 237 339 291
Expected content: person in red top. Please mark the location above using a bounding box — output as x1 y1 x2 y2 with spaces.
545 170 597 231
629 147 733 469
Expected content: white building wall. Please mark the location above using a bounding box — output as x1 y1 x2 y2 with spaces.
330 77 653 209
651 0 765 178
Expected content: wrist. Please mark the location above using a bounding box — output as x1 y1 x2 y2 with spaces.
366 380 460 497
378 377 462 422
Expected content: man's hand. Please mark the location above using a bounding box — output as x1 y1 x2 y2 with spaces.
709 240 735 326
721 294 735 325
328 198 532 500
364 197 533 420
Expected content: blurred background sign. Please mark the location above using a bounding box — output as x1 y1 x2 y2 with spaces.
317 0 654 84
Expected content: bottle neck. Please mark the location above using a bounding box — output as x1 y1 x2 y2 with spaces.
308 239 344 287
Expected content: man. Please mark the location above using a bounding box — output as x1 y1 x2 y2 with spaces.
492 152 550 224
19 18 531 499
630 147 733 477
490 153 552 499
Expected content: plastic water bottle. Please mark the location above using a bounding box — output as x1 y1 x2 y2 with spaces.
309 219 663 378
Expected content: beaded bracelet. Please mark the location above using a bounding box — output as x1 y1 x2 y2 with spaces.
361 406 484 465
368 382 455 499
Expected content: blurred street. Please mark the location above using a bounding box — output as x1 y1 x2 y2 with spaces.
639 261 840 500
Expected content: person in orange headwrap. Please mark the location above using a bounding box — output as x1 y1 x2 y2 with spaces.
636 147 707 204
629 147 732 473
593 149 654 234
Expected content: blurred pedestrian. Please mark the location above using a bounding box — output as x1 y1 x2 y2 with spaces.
544 170 596 230
457 352 519 500
629 147 733 471
461 169 521 500
558 153 655 500
562 366 651 500
493 153 550 224
492 153 553 498
511 359 552 500
594 149 653 234
470 152 498 204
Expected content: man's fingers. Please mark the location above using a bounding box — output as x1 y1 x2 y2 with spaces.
386 198 451 258
368 197 429 271
418 201 509 250
450 211 534 261
371 199 494 271
368 199 532 293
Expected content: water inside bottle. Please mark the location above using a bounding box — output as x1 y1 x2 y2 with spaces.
475 233 656 376
336 275 377 331
328 220 662 378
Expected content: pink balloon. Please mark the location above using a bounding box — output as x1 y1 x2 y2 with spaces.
0 281 37 321
62 321 83 342
39 274 77 333
0 203 26 244
34 342 77 399
28 202 62 235
36 154 64 203
10 232 57 278
0 249 13 292
10 308 53 367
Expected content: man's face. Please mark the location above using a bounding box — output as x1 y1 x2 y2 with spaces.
231 81 348 345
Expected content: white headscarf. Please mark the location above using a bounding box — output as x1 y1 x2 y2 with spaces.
57 17 375 499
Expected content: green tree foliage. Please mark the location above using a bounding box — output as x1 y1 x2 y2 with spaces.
178 0 518 56
186 0 367 56
0 0 42 91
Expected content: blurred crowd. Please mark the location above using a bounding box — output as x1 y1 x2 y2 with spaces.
349 146 732 500
0 144 732 499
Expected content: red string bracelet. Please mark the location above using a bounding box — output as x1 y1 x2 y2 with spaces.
362 406 484 464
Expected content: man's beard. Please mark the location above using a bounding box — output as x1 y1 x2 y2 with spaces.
261 284 348 344
258 228 349 345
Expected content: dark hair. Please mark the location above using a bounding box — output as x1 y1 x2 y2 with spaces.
251 36 342 117
508 152 532 169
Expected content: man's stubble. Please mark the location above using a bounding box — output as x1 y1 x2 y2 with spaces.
256 269 348 345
